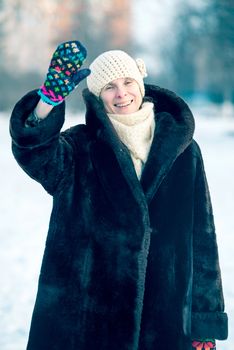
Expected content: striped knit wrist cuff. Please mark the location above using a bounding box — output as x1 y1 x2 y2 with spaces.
37 89 63 106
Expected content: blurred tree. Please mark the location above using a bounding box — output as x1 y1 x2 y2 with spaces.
69 0 132 63
0 0 132 111
0 0 5 69
167 1 209 97
205 0 234 102
0 0 55 111
71 0 110 62
58 0 133 110
168 0 234 103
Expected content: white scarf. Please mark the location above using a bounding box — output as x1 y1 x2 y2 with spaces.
108 102 155 179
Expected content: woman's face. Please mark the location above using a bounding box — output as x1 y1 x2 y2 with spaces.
100 77 143 114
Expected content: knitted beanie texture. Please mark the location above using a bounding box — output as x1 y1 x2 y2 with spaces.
87 50 147 97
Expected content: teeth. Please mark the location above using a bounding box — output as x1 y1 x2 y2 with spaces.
115 101 132 107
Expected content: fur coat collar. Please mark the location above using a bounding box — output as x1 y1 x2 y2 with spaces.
82 84 195 205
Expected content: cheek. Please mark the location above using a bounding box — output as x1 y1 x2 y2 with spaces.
136 94 143 107
100 92 113 106
101 96 113 113
131 86 142 102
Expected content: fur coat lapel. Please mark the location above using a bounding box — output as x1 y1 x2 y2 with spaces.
83 84 195 205
83 89 147 214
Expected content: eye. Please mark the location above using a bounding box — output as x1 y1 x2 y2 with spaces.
125 79 133 85
104 84 114 90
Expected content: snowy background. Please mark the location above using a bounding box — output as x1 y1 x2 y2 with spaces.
0 104 233 350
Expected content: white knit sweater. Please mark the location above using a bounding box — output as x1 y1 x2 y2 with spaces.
108 102 155 179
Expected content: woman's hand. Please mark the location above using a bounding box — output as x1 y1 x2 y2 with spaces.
38 41 90 106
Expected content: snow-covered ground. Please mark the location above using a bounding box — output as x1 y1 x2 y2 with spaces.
0 106 234 350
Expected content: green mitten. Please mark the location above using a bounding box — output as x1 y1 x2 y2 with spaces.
38 41 90 106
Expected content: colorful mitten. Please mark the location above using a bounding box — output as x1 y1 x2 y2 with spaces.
38 41 90 106
192 339 216 350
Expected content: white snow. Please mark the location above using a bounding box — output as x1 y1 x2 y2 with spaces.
0 107 233 349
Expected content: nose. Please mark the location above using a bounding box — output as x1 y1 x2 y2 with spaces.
116 85 127 98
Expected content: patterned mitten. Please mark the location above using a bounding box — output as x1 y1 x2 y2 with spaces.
38 41 90 106
192 339 216 350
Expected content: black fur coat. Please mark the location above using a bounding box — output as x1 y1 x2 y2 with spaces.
10 85 228 350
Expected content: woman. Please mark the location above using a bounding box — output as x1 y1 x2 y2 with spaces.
10 41 228 350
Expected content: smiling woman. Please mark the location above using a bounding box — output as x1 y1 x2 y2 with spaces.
9 41 228 350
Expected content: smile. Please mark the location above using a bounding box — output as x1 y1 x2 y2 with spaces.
114 100 133 108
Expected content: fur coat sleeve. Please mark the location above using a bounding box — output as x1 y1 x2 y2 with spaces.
9 90 74 195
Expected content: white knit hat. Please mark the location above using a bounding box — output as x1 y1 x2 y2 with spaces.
87 50 147 97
